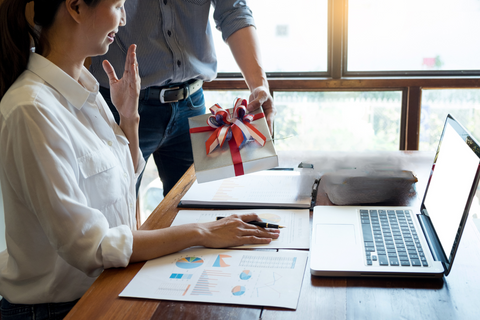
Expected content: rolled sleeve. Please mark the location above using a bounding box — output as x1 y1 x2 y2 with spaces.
213 0 256 41
101 225 133 269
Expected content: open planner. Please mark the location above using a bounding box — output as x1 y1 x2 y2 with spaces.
178 169 316 209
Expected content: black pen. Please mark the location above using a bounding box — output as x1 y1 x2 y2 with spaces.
216 216 285 229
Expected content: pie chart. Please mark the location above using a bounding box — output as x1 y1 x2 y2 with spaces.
176 257 204 269
232 285 246 296
239 270 252 280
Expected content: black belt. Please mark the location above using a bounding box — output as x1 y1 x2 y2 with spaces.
139 79 203 103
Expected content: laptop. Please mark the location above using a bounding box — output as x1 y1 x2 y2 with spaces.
310 114 480 278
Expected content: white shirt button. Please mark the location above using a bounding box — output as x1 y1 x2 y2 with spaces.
107 141 113 146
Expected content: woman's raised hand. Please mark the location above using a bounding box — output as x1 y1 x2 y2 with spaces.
102 44 141 121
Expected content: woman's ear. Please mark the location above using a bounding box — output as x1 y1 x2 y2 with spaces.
65 0 85 24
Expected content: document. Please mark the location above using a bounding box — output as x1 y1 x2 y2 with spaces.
178 170 314 209
171 209 311 249
120 247 308 309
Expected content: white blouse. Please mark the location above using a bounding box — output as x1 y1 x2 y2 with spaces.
0 53 145 304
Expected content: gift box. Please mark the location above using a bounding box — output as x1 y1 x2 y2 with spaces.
188 99 278 183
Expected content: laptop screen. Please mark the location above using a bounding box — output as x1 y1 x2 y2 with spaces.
423 116 480 262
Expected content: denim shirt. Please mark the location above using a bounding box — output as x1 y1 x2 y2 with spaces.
90 0 255 89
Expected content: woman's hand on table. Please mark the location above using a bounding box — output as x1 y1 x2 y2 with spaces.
197 213 280 248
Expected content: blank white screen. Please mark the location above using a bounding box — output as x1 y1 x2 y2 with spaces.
424 123 479 258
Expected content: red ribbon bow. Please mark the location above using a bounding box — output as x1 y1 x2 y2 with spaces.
204 98 266 154
189 98 267 177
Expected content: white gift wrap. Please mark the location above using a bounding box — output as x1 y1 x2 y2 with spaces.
188 107 278 183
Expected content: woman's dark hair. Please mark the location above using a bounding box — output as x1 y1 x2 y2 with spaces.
0 0 102 97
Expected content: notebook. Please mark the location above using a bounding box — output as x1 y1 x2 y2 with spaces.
178 170 314 209
310 114 480 278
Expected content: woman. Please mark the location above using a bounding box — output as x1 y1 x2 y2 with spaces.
0 0 279 319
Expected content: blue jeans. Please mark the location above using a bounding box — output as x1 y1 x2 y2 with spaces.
0 298 78 320
99 86 206 196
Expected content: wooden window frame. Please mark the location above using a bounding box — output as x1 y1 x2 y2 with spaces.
204 0 480 150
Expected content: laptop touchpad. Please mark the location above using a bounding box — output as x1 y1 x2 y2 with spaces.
316 224 356 247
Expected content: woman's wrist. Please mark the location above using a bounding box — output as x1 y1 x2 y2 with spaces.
187 223 205 247
119 113 140 127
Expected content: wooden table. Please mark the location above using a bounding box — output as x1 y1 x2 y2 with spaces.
65 151 480 320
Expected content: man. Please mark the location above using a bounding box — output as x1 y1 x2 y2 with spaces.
90 0 275 196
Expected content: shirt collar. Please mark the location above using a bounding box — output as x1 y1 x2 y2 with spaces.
27 53 99 110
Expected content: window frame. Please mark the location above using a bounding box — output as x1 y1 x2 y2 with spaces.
207 0 480 150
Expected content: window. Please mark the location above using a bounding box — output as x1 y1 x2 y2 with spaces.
419 89 480 151
204 91 251 110
205 0 480 151
348 0 480 74
210 0 329 74
274 91 402 151
139 158 163 224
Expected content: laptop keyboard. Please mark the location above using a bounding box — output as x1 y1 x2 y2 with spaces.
360 209 428 267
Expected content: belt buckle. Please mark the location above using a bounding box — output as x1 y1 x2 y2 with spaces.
160 86 180 104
